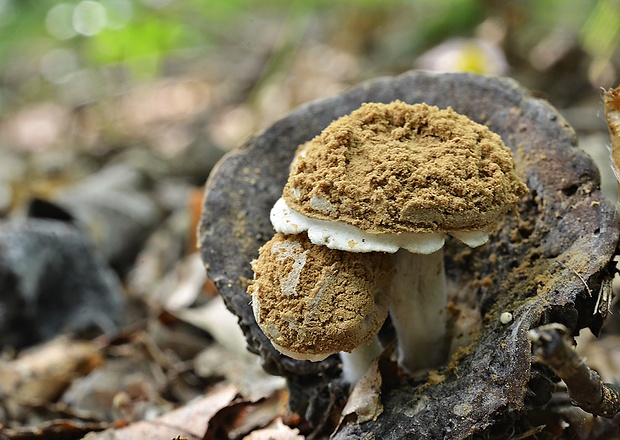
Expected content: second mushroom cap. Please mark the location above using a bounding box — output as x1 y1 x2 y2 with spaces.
281 100 528 236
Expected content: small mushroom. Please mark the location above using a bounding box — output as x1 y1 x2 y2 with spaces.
270 101 528 373
248 232 393 381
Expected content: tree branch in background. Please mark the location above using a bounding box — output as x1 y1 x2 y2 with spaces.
528 323 620 418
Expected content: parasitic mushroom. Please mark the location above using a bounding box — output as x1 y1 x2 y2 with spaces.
248 232 393 381
270 101 528 373
200 71 619 437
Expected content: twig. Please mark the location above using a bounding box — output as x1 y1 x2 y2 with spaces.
593 278 613 316
558 261 592 297
527 323 620 418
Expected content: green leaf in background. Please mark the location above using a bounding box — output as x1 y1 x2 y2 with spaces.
90 17 187 78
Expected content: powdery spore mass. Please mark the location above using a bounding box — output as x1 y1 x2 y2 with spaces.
283 101 528 234
248 233 393 358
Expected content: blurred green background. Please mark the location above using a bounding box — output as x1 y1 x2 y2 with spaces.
0 0 618 201
1 0 618 104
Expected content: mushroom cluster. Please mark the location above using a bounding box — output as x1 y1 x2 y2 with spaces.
248 101 527 381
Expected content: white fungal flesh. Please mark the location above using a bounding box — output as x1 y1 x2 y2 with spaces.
270 240 307 297
449 230 490 247
271 198 446 254
389 248 448 373
340 338 383 384
270 341 331 362
309 195 335 214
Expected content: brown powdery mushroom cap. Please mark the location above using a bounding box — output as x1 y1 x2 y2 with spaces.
248 232 393 361
282 101 528 234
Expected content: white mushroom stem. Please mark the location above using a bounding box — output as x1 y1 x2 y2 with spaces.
389 247 447 373
340 338 383 384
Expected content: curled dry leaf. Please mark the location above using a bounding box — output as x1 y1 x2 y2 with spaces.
203 390 290 440
60 355 173 423
603 85 620 200
0 419 115 439
0 336 103 414
338 359 383 426
242 418 305 440
83 384 238 440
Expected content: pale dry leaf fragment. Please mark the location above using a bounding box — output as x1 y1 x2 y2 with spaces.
0 336 103 403
603 86 620 201
173 295 249 355
83 383 238 440
242 418 305 440
577 332 620 383
164 252 208 311
194 344 286 402
339 359 383 424
207 390 290 439
61 355 172 422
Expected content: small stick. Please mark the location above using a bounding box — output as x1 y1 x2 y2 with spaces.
527 323 620 418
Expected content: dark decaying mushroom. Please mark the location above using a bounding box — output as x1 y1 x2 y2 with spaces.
198 71 618 438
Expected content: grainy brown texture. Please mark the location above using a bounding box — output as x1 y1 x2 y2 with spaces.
283 101 528 233
248 233 393 357
199 71 618 438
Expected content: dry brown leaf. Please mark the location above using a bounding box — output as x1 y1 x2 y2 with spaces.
188 188 206 254
83 383 238 440
194 344 286 402
0 336 103 404
339 359 383 425
203 390 290 440
60 354 172 423
0 418 116 439
174 296 248 356
242 418 305 440
603 86 620 201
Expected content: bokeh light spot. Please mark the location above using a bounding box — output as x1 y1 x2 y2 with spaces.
46 3 77 40
73 0 108 36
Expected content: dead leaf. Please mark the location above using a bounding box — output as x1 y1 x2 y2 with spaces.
83 384 238 440
60 346 171 422
338 359 383 425
0 336 103 405
203 390 290 440
242 418 304 440
164 253 208 311
194 344 285 402
0 418 115 440
173 296 248 356
603 86 620 200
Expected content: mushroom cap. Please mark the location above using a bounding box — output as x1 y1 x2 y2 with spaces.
282 101 528 234
248 232 393 360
